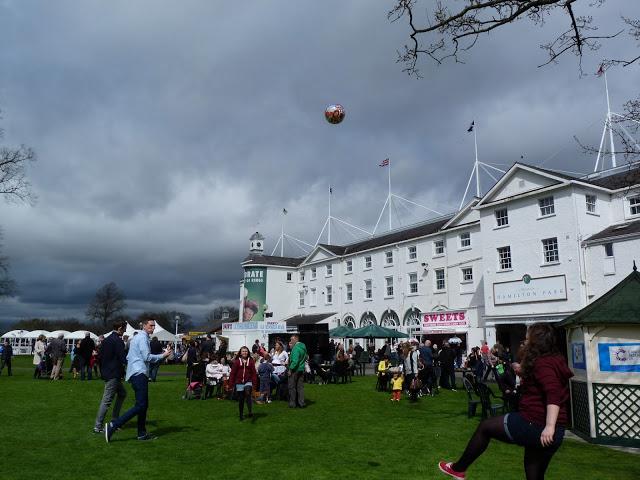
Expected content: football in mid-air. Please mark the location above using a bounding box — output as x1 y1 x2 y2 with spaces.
325 104 345 124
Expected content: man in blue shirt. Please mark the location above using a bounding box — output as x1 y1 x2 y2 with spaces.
105 318 172 442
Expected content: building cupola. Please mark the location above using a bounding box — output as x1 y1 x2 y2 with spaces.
249 231 265 255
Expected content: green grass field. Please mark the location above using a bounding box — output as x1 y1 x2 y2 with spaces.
0 357 638 480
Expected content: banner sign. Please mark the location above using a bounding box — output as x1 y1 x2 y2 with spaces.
421 311 468 331
223 321 286 332
243 267 267 321
572 343 586 370
598 343 640 373
493 275 567 305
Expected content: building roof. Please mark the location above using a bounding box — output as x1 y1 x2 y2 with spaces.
582 167 640 190
249 231 264 241
242 254 304 267
283 312 337 326
317 244 347 255
558 266 640 327
585 220 640 243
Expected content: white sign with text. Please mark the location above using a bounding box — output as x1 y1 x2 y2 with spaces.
493 275 567 305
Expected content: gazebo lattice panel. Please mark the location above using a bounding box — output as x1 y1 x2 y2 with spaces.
570 380 590 436
593 383 640 441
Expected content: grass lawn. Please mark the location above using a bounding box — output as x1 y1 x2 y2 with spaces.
0 357 638 480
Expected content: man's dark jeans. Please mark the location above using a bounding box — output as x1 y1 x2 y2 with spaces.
111 373 149 437
79 356 92 380
149 362 160 382
0 358 11 376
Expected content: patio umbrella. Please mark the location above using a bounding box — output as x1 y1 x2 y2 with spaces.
329 326 353 337
344 324 409 339
448 336 463 344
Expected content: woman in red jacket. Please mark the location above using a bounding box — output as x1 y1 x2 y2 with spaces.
229 346 258 421
439 323 574 480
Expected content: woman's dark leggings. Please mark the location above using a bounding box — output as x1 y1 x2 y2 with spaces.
238 386 253 418
452 415 559 480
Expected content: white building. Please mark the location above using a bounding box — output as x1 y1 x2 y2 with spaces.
239 162 640 354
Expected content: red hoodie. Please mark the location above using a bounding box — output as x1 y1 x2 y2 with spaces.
518 355 574 427
229 357 257 387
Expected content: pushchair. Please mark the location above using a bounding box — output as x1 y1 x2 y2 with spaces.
184 362 206 400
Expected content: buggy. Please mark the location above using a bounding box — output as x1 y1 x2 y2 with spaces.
183 362 206 400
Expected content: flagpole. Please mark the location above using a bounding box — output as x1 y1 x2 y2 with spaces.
388 159 392 231
604 71 616 168
474 125 480 197
328 187 332 244
281 210 285 257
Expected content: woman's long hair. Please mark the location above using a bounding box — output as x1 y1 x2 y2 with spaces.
520 323 559 381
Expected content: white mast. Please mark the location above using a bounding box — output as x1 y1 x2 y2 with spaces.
595 69 617 171
388 160 392 230
474 124 480 197
328 187 332 244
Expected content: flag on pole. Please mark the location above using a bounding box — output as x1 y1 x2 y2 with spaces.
379 158 389 167
282 208 288 215
596 63 605 77
467 121 474 132
329 187 333 194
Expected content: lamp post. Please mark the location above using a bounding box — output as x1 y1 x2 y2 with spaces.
174 315 180 354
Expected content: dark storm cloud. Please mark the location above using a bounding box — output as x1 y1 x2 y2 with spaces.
0 1 639 322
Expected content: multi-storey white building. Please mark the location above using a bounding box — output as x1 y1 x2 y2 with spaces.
240 162 640 354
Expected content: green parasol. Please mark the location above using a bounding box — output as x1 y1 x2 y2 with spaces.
344 324 409 339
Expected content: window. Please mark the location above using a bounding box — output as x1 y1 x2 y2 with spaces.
542 237 559 263
345 283 353 302
286 272 292 281
459 232 471 248
299 271 305 282
604 243 614 257
364 280 372 299
435 268 446 291
346 259 353 273
364 256 372 269
408 245 417 260
385 276 394 297
326 285 333 304
586 194 597 213
461 267 473 282
539 196 555 217
495 208 509 227
630 196 640 216
311 267 316 280
498 246 512 270
299 291 305 307
434 239 445 256
310 288 317 306
385 250 393 265
408 272 418 294
326 265 333 276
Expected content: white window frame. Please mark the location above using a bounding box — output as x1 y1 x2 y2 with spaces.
498 246 512 271
286 272 292 282
364 255 372 270
385 250 394 265
542 237 559 264
495 208 509 227
364 279 372 300
434 268 446 291
538 196 555 217
433 239 445 256
461 267 473 283
407 245 417 261
299 271 305 282
408 272 418 294
385 276 394 297
311 267 317 280
326 264 333 277
629 196 640 216
345 283 353 302
585 194 597 214
459 232 471 249
326 285 333 304
604 243 614 258
346 259 353 274
299 291 305 307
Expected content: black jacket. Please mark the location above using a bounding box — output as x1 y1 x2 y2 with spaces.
150 338 163 355
79 337 95 361
100 333 127 381
1 345 12 360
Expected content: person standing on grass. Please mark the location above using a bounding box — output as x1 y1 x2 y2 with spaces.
229 346 257 420
149 336 163 382
438 323 573 480
49 333 67 380
79 332 95 381
93 321 128 434
33 335 46 379
287 334 307 408
105 318 172 442
0 340 13 376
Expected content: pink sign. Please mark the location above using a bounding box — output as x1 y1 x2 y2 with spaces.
421 311 468 331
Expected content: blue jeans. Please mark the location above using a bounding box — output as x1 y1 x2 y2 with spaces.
149 362 160 382
79 356 92 380
111 373 149 437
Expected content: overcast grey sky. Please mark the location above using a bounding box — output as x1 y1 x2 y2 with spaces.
1 1 639 323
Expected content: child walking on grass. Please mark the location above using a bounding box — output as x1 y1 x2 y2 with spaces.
257 355 274 404
390 371 403 402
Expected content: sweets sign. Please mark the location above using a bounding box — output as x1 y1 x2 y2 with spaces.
421 311 468 331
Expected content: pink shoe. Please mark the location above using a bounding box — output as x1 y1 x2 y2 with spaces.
438 461 465 479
